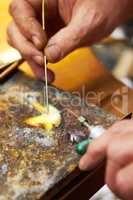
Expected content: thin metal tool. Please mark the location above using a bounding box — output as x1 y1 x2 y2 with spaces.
42 0 49 113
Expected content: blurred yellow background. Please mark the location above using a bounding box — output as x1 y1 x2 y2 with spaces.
0 0 106 91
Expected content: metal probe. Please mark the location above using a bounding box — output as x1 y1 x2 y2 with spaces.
42 0 49 113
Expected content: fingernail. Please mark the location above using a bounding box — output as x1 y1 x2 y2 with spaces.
42 69 55 83
47 69 55 83
32 36 42 49
45 44 62 63
33 55 43 65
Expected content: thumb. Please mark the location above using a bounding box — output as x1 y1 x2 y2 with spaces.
45 22 86 63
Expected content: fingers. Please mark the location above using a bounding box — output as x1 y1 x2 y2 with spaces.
105 161 133 200
101 123 133 198
116 162 133 200
7 22 43 65
45 0 91 62
45 24 81 63
27 60 55 83
9 0 46 49
79 120 133 171
79 120 133 200
9 0 109 64
7 22 54 83
106 162 133 200
79 132 111 171
45 0 107 63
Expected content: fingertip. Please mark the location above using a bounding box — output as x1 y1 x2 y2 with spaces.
79 159 86 171
32 30 47 50
45 44 62 63
79 155 89 171
39 68 55 83
45 24 83 63
47 69 55 83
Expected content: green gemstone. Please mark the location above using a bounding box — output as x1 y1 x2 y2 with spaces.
76 139 92 155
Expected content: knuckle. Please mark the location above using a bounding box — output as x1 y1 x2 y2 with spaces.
9 0 18 15
92 10 105 25
87 9 107 32
20 49 31 58
76 25 88 40
27 16 35 23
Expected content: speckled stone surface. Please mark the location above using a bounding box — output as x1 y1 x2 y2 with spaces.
0 72 117 200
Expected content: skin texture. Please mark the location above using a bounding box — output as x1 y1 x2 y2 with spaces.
79 120 133 200
8 0 133 81
7 1 133 199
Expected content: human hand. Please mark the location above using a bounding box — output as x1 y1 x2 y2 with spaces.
79 120 133 200
7 0 133 80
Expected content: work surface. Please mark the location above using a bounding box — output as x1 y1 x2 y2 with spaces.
0 1 133 199
0 72 117 200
